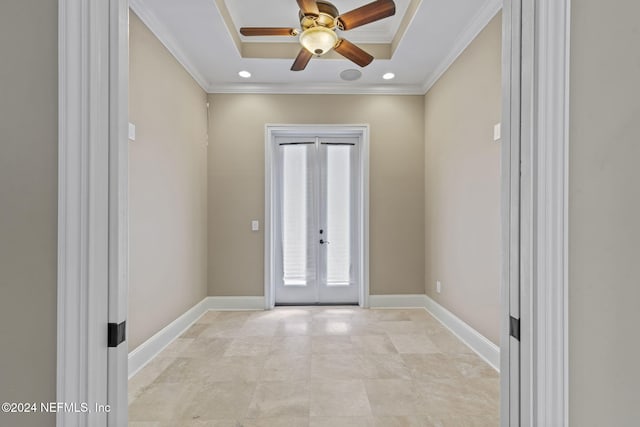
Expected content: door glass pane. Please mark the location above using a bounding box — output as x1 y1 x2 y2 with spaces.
281 146 311 286
326 146 351 285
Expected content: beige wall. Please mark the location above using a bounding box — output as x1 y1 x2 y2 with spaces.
129 12 208 350
207 94 425 297
0 1 57 426
569 1 640 425
423 14 502 345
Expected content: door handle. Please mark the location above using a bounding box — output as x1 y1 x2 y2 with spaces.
319 239 330 244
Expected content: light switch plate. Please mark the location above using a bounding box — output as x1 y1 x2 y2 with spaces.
251 220 259 231
128 123 136 141
436 281 442 293
493 123 501 141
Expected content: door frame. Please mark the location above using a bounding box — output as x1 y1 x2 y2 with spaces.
264 124 370 308
500 0 570 426
57 0 570 425
57 0 129 426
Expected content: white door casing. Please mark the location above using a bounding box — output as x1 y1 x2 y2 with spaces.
107 0 130 426
500 0 522 424
57 0 129 426
525 0 570 425
500 1 570 426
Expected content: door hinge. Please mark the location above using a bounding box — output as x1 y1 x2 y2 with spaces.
509 316 520 341
108 321 126 348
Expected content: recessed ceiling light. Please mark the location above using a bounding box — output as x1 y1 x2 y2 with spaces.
238 70 251 78
383 72 395 80
340 69 362 81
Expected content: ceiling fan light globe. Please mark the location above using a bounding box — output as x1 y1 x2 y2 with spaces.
300 26 338 56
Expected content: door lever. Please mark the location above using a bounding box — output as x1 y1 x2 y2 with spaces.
319 239 330 244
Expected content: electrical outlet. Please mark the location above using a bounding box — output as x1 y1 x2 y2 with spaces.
436 281 442 293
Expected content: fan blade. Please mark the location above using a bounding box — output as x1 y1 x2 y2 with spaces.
334 39 374 67
297 0 319 16
291 48 314 71
240 27 298 36
337 0 396 31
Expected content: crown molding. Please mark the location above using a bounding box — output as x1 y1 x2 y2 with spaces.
421 0 502 94
129 0 210 91
207 82 425 95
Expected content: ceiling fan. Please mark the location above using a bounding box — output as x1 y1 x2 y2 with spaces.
239 0 396 71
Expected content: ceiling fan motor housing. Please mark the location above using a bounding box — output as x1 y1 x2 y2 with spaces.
299 1 340 30
298 1 341 55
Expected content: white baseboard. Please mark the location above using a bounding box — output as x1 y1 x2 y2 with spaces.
128 294 498 379
205 296 265 310
423 295 500 372
128 298 209 379
128 296 265 378
368 294 428 308
368 294 499 372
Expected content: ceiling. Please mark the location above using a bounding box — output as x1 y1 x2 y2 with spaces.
129 0 501 94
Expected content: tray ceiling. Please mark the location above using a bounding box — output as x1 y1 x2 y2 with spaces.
129 0 501 94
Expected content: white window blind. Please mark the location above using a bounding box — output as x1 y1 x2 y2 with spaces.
326 145 351 285
280 144 316 286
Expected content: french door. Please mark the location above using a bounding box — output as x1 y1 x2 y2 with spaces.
274 135 360 304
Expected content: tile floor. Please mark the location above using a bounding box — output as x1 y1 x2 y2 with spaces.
129 307 499 427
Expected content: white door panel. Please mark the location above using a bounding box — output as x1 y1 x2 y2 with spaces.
275 136 360 304
318 139 359 304
275 139 317 304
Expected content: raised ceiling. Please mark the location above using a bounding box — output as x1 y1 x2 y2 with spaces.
233 0 413 44
130 0 501 94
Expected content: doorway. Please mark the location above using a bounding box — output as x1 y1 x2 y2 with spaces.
56 0 573 425
265 125 370 308
274 135 360 304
